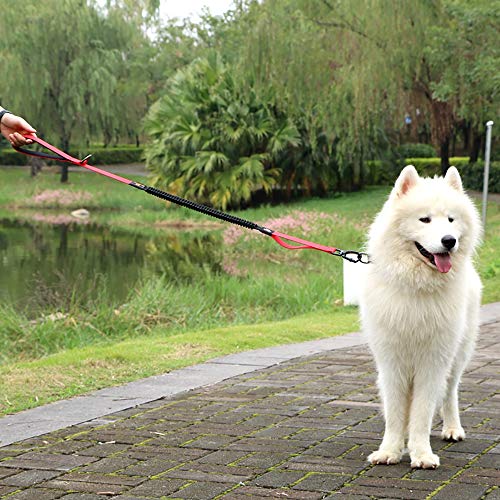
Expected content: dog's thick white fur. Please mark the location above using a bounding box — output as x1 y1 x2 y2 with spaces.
359 165 482 469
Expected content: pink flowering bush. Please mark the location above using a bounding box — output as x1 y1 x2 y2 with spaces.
29 189 93 208
221 210 346 276
223 210 342 247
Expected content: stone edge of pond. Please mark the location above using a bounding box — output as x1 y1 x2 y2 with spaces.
1 301 499 448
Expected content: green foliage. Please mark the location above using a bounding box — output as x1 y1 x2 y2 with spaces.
1 0 497 192
144 53 307 209
425 1 499 129
0 150 28 166
396 143 437 159
460 161 500 193
0 0 156 150
365 160 404 186
234 0 499 174
72 146 144 165
0 146 143 166
367 157 500 193
0 307 359 414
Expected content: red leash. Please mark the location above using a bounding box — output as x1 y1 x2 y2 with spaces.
15 134 370 263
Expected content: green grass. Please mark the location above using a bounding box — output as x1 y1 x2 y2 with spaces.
0 308 358 415
0 167 498 415
0 167 385 231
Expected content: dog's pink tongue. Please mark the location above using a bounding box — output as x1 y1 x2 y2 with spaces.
434 253 452 273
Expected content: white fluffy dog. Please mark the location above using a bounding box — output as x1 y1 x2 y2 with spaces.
360 165 482 469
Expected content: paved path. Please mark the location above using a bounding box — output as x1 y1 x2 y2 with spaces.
0 305 499 499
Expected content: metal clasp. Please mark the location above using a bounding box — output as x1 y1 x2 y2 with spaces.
333 249 371 264
80 154 92 165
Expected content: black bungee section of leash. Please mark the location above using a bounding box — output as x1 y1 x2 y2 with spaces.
129 181 271 234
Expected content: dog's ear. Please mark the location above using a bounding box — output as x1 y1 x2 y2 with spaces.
394 165 419 197
445 166 463 192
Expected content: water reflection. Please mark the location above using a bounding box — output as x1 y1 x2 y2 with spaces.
0 220 222 312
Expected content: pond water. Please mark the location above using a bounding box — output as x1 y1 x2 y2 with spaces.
0 220 222 313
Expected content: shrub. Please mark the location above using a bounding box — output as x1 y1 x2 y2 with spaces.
366 157 499 192
69 147 144 165
460 161 500 193
0 149 28 166
144 53 310 209
405 157 470 177
0 146 143 166
365 159 404 185
396 143 437 159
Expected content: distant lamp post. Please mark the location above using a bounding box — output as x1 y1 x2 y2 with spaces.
482 120 494 229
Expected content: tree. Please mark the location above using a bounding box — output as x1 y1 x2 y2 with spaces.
425 1 499 164
0 0 155 181
227 0 395 189
234 0 499 176
144 53 302 209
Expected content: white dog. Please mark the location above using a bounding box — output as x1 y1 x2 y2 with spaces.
360 165 482 469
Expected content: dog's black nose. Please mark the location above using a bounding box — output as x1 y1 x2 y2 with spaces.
441 235 457 250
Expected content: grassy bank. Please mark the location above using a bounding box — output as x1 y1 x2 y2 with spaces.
0 167 499 415
1 308 358 415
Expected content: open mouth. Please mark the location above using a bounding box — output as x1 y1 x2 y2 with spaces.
415 242 452 273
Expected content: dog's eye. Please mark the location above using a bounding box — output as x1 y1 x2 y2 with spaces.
448 217 454 223
419 217 431 223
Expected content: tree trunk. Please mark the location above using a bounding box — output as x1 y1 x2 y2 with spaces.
469 128 482 163
429 101 453 176
285 172 295 200
30 157 44 177
60 165 69 183
60 136 70 183
462 121 471 153
440 137 450 176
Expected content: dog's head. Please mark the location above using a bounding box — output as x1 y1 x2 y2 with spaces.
388 165 481 274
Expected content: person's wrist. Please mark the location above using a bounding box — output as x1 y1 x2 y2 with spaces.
0 109 13 125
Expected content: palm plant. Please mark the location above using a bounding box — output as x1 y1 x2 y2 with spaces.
144 53 301 209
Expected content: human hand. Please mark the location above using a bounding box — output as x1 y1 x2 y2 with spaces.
0 113 37 147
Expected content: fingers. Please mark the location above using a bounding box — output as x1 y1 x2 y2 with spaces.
17 117 37 135
12 117 37 146
1 114 37 147
9 132 36 147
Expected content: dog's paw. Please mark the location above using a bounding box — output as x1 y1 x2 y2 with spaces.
441 426 465 442
368 449 402 465
410 451 440 469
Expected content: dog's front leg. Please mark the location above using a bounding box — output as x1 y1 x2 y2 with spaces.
368 369 410 465
441 322 477 442
441 362 466 442
408 367 446 469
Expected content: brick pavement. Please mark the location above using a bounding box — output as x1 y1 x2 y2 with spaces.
0 319 498 499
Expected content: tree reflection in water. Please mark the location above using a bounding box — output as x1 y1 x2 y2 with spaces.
0 220 222 314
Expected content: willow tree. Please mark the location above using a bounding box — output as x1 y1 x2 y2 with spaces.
425 1 499 164
0 0 153 181
100 0 161 146
231 0 394 189
236 0 498 178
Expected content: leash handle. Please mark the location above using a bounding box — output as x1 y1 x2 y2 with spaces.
16 134 133 185
14 134 80 163
15 134 370 263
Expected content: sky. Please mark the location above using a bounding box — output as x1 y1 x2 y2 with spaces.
159 0 235 21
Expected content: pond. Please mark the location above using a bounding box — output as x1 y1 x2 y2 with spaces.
0 219 223 314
